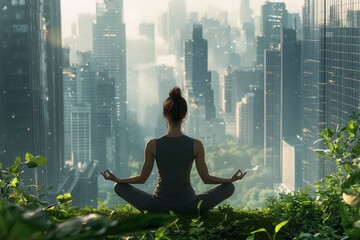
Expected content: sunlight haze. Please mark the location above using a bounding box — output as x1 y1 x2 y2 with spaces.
61 0 303 38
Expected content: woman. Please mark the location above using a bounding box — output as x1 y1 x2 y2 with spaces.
101 87 247 214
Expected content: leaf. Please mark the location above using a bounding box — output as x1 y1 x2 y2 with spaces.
275 220 288 233
347 120 357 136
10 177 18 187
197 200 203 210
34 156 47 166
25 153 34 163
250 228 267 234
26 161 38 168
14 156 21 165
7 164 19 174
246 235 255 240
56 193 72 204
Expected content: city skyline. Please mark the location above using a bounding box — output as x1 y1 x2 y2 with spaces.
61 0 303 38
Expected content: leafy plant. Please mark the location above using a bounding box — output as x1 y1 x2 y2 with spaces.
315 114 360 239
246 220 288 240
0 153 47 205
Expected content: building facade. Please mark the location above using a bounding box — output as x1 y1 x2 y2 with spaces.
93 0 128 173
264 49 282 184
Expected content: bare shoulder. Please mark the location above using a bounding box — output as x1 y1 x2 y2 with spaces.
193 139 204 157
146 139 156 156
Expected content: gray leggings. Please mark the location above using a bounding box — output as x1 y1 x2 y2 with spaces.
113 183 235 214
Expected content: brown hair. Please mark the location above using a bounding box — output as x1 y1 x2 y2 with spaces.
163 87 187 127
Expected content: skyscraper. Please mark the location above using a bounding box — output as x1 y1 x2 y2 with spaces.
301 0 326 185
0 0 64 191
70 103 92 168
93 0 127 173
264 49 282 184
236 93 254 146
185 25 215 121
261 2 288 44
281 28 302 139
240 0 253 24
322 0 360 176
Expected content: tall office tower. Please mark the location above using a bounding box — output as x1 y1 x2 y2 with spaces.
43 0 65 189
301 0 325 185
94 70 114 170
322 0 360 175
281 28 302 139
261 2 288 44
240 0 253 24
184 25 215 121
93 0 127 173
70 103 92 168
78 13 94 51
0 0 64 190
264 49 282 184
236 93 254 146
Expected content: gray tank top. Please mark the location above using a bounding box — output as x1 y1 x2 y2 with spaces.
153 135 196 206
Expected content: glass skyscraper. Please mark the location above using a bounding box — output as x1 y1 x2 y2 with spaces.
302 0 360 184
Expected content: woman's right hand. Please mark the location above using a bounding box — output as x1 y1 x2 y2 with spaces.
231 169 247 182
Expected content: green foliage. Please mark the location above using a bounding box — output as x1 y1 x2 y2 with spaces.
265 189 324 239
315 114 360 239
0 199 174 240
246 220 288 240
0 153 47 205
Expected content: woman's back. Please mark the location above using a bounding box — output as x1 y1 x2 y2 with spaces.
153 135 196 205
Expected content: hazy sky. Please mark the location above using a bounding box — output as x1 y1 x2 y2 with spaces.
61 0 304 38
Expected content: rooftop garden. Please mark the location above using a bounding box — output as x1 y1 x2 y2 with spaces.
2 115 360 239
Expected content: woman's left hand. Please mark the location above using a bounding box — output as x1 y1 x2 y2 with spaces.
100 170 118 182
231 169 247 181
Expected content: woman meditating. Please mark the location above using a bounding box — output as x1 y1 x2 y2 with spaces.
101 87 247 214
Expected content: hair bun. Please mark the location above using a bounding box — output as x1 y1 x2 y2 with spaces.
169 87 182 100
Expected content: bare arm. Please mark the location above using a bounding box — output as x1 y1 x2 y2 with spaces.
101 140 155 184
194 140 246 184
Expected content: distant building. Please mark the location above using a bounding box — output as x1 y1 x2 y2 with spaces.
236 93 254 146
93 0 128 174
301 0 325 186
220 66 263 137
261 2 288 44
94 70 115 170
70 103 92 169
281 28 302 139
184 25 215 121
264 49 282 184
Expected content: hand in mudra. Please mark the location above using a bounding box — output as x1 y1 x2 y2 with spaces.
231 169 247 182
100 170 118 182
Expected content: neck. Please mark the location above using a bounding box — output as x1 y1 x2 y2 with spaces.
167 125 183 137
